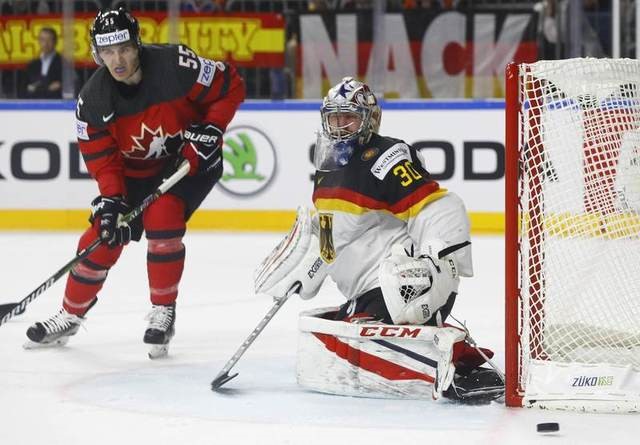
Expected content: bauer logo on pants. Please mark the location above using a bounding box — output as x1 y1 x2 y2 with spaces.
219 126 277 196
319 213 336 263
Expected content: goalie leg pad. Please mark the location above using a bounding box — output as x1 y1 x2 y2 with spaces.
297 308 468 400
432 326 466 399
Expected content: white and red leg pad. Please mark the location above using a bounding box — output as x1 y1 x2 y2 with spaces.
297 307 466 399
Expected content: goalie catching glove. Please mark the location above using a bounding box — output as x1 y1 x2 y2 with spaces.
254 206 328 300
379 240 462 325
181 123 223 176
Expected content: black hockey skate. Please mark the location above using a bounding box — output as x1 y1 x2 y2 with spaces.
144 303 175 359
443 367 505 405
24 308 84 349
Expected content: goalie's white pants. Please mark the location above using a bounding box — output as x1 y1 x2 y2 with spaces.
297 307 464 399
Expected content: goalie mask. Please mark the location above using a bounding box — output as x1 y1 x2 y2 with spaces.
90 8 141 66
316 77 381 171
314 132 357 171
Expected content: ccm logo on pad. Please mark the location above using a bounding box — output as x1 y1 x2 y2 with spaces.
359 326 421 338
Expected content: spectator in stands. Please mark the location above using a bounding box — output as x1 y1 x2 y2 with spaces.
536 0 558 59
20 27 63 99
537 0 605 58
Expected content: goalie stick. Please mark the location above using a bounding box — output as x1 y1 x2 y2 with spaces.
0 161 191 327
211 282 302 391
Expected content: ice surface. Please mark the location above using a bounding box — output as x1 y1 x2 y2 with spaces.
0 233 637 444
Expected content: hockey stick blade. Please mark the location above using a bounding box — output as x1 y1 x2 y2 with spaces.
210 282 302 392
211 371 239 390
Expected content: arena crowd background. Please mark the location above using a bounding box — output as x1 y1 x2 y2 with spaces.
0 0 633 100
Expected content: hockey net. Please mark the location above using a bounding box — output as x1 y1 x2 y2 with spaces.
505 58 640 412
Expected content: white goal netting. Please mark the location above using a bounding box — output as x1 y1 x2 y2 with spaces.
515 58 640 411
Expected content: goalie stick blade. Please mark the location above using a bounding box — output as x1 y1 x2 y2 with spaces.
211 371 239 391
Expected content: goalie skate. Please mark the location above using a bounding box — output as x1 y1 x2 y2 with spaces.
144 303 175 359
442 367 505 405
23 308 84 349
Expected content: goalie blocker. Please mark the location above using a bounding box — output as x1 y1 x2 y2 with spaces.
254 206 328 301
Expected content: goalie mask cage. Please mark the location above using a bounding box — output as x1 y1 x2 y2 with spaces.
505 59 640 413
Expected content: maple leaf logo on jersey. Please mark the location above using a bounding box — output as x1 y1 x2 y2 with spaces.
126 123 183 159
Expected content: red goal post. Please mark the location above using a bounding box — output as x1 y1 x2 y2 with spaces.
505 59 640 412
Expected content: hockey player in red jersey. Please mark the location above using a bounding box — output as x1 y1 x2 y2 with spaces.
24 8 245 358
255 77 504 402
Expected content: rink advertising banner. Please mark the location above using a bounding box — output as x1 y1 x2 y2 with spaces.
0 101 504 233
0 12 285 68
297 10 538 99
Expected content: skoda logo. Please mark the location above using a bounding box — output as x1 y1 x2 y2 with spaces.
219 125 277 196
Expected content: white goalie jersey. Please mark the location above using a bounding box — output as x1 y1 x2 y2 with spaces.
311 134 473 302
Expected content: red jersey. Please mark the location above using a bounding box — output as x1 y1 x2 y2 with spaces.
75 44 245 197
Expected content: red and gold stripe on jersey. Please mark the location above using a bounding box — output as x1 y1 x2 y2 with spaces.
313 182 447 221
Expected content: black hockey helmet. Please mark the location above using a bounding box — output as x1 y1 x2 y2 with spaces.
90 7 141 65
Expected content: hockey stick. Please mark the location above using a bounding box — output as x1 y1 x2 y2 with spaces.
0 161 191 327
211 282 302 391
448 314 506 383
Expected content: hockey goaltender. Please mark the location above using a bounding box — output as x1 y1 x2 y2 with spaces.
254 77 505 404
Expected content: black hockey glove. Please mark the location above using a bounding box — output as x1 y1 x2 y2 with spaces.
181 123 223 176
90 196 132 248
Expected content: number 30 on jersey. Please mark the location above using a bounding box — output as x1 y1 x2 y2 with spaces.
393 161 422 186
